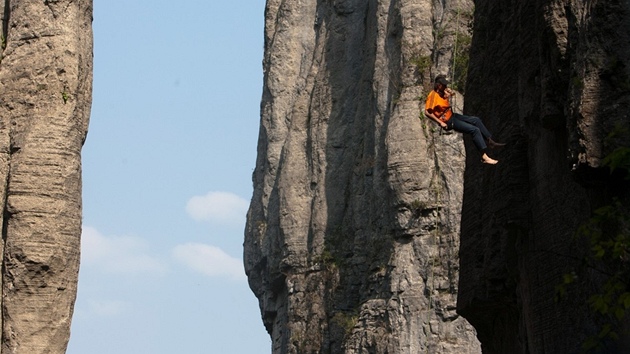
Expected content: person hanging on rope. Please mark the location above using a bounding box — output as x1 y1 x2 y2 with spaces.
424 74 505 165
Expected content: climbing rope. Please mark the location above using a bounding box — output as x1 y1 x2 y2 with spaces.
425 9 462 351
450 4 462 111
425 168 441 354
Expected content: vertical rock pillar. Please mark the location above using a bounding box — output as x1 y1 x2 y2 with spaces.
245 0 480 353
0 0 93 352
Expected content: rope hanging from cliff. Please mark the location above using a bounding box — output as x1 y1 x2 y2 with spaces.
449 5 462 111
423 161 443 354
424 11 462 350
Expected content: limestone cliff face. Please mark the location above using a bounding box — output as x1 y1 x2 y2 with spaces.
0 1 93 353
245 0 480 352
458 0 630 353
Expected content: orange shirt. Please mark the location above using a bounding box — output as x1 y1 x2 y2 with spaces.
425 90 452 122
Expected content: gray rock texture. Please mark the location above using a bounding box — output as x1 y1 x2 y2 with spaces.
0 0 93 353
458 0 630 353
245 0 480 353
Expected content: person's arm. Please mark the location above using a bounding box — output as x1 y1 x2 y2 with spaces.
425 109 448 129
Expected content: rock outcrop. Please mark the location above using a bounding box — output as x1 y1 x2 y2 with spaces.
246 0 630 352
245 0 480 352
0 1 93 352
458 0 630 353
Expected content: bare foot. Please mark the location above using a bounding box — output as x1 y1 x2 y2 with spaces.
482 153 498 165
487 139 506 149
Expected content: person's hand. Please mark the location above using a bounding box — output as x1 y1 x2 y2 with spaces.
440 121 448 129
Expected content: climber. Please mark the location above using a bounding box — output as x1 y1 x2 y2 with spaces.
424 74 505 164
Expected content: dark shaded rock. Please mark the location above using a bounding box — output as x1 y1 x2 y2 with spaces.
458 0 630 352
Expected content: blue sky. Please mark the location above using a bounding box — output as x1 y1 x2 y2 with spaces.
66 1 270 353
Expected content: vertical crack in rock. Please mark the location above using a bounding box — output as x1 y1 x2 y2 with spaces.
0 205 7 350
1 0 8 56
0 1 10 348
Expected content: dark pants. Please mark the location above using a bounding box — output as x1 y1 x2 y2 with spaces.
448 113 492 151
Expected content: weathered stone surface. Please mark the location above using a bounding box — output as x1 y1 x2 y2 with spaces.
0 0 93 352
458 0 630 353
245 0 479 352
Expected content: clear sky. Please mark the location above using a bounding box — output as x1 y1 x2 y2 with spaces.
66 1 270 353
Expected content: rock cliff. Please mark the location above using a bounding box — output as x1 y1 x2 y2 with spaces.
245 0 480 352
246 0 630 352
0 0 93 353
458 0 630 353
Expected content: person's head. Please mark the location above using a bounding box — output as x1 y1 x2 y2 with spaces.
434 75 449 91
